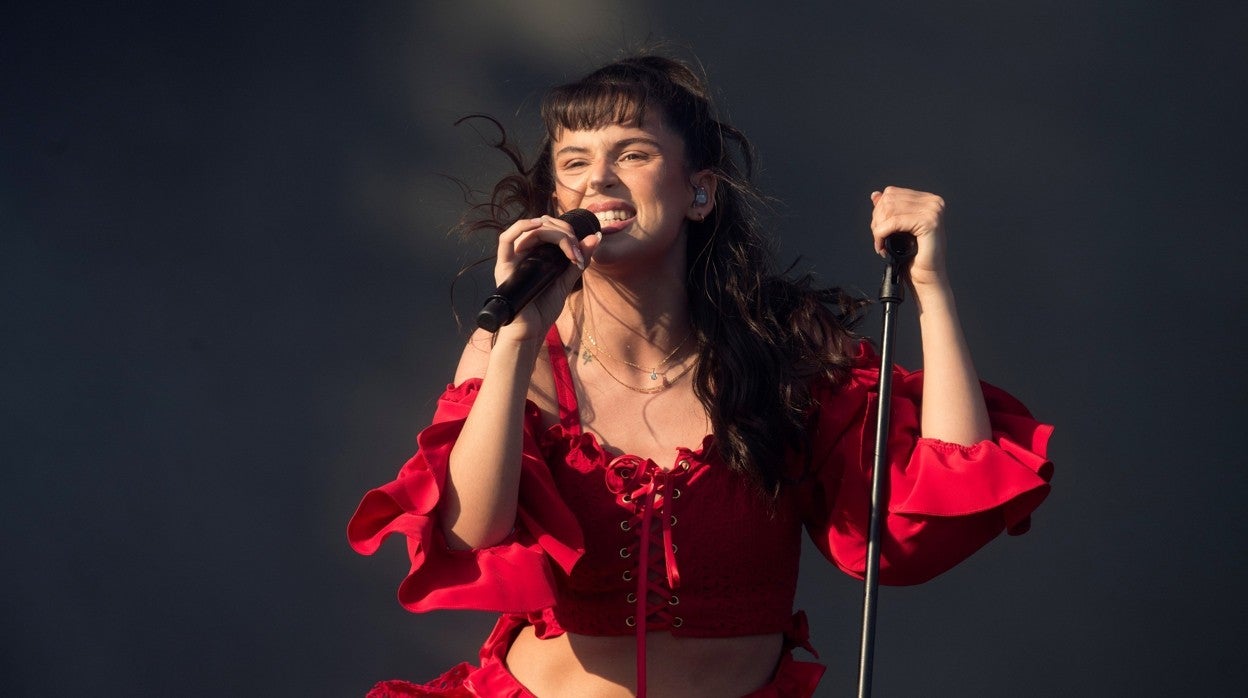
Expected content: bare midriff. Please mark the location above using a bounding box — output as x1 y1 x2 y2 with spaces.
505 627 784 697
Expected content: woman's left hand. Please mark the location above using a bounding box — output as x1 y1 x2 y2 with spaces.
869 186 949 289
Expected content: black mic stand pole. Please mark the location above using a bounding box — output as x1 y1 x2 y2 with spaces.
857 233 917 698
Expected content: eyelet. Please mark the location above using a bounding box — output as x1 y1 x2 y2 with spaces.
625 616 637 627
619 520 631 531
626 592 637 604
671 617 684 627
672 488 681 499
671 544 678 553
669 515 677 526
668 595 680 606
678 459 690 471
622 494 631 503
622 570 633 581
619 547 631 558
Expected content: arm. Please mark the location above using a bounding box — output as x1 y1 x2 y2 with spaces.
440 216 600 549
802 189 1051 581
869 187 991 445
441 329 543 549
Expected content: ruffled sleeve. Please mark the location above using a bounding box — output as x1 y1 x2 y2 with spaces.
801 342 1053 585
347 379 584 613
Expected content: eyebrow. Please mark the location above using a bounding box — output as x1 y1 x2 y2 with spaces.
554 137 663 158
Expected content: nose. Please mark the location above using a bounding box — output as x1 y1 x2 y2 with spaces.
588 160 618 193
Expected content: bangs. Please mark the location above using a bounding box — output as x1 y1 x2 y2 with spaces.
541 81 651 137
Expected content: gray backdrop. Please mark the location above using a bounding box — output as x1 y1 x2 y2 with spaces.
4 2 1246 696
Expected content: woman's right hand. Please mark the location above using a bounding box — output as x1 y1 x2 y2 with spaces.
492 214 601 343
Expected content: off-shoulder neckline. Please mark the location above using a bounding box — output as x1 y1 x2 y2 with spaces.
543 325 716 469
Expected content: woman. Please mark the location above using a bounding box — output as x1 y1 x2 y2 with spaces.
348 54 1053 697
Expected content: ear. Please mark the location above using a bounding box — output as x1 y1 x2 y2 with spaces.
688 169 717 221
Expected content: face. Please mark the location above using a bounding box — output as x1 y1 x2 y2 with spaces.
550 112 708 270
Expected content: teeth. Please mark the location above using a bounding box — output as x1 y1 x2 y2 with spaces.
595 209 631 223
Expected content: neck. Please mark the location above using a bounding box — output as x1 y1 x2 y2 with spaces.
578 269 692 366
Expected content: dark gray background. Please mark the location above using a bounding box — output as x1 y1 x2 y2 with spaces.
4 2 1246 696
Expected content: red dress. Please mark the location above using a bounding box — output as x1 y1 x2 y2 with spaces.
348 329 1054 697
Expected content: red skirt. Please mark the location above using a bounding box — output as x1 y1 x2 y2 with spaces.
365 613 825 698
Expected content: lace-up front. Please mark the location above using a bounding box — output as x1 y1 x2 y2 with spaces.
536 329 807 695
604 454 692 695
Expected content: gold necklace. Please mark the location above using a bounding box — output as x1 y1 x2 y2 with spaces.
575 289 696 393
582 326 692 381
580 341 696 394
579 284 693 382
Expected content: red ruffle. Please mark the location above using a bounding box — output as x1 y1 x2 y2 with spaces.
350 343 1053 604
347 380 585 613
364 664 474 697
804 343 1053 585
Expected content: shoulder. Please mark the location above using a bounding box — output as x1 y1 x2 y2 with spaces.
451 327 563 429
452 328 496 385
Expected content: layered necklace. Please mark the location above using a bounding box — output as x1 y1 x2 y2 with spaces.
578 293 696 394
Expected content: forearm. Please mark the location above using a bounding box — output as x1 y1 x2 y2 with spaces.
913 280 992 445
442 333 543 549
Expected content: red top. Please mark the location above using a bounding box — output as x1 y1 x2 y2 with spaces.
348 328 1053 643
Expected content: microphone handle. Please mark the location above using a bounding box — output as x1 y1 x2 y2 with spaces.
879 233 917 304
884 233 917 262
477 245 570 333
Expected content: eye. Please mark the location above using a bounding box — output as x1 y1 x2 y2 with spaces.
619 151 651 164
559 159 589 171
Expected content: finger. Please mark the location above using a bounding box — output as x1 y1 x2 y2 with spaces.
514 227 586 269
499 217 544 240
874 187 944 215
513 225 581 253
497 218 544 261
578 231 604 266
539 215 586 267
539 214 573 233
871 186 937 211
870 212 939 240
878 185 925 200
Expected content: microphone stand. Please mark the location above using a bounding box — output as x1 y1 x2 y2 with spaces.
856 234 916 698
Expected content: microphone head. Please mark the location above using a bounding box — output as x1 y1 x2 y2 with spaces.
558 208 602 239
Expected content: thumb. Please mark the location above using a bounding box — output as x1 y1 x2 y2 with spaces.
580 231 604 261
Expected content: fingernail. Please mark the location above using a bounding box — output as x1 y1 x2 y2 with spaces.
574 247 586 270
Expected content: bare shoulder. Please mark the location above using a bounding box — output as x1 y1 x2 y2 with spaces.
450 327 562 428
452 328 496 385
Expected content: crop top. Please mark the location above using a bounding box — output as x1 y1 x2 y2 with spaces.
348 328 1053 692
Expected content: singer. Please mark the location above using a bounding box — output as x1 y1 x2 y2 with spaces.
348 53 1053 698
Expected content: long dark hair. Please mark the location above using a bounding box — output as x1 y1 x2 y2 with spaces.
460 54 866 495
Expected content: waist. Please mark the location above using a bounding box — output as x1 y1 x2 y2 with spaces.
506 626 784 698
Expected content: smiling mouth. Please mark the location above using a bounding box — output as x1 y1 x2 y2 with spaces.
593 208 635 233
595 209 632 224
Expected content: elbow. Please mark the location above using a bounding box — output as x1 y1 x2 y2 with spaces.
440 508 516 551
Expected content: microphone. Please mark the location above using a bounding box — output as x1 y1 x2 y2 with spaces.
476 209 601 333
880 233 917 303
884 233 917 262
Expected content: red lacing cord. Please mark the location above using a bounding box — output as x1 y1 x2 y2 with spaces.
609 456 683 698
